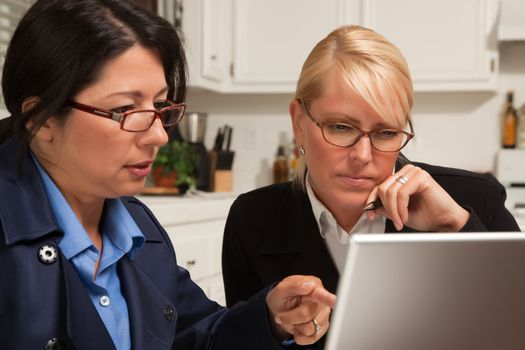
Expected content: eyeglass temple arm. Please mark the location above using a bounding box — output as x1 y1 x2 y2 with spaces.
297 98 323 127
68 101 121 122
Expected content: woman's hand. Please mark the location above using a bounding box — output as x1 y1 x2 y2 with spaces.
365 164 470 232
265 275 336 346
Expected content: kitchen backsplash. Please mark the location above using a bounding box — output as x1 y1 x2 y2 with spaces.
186 42 525 194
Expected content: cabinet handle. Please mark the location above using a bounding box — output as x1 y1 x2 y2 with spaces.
186 259 196 266
210 55 217 60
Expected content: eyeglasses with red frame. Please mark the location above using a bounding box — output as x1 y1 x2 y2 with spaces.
67 100 186 132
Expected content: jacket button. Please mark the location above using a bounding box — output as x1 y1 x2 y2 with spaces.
163 305 176 322
45 337 66 349
38 244 58 264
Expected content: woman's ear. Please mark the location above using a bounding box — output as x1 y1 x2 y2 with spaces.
23 97 55 143
289 99 305 146
21 97 39 115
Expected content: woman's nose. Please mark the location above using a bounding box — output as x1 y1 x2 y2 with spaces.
144 118 169 146
348 135 373 162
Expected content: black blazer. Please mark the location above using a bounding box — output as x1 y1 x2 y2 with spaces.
222 161 521 309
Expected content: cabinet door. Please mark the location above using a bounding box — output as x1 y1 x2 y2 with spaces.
165 220 224 282
181 0 232 90
361 0 499 91
231 0 351 88
201 0 230 82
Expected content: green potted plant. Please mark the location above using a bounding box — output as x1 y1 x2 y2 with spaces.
152 141 197 192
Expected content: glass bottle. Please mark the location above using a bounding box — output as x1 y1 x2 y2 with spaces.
273 145 289 184
502 91 518 149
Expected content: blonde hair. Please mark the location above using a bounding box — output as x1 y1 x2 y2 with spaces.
293 25 414 189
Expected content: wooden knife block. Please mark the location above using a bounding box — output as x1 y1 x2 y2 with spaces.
213 170 233 192
209 151 234 192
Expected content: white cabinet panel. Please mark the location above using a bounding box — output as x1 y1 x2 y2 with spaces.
201 0 230 82
232 0 347 85
165 220 224 282
498 0 525 41
361 0 499 91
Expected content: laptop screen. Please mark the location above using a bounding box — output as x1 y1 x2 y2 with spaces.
325 232 525 350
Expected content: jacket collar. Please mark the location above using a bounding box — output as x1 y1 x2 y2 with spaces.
0 137 163 245
0 137 61 245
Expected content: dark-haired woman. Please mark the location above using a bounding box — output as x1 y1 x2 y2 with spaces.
0 1 334 349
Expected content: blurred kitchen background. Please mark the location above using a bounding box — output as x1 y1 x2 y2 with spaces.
179 0 525 191
2 0 524 191
179 0 525 230
2 0 525 303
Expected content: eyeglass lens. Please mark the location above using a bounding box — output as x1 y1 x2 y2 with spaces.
122 107 184 131
322 123 408 151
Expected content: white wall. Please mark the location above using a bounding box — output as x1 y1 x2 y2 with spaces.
187 41 525 194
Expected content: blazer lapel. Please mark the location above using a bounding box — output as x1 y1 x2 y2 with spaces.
118 255 176 350
259 187 339 294
61 255 115 350
116 199 177 349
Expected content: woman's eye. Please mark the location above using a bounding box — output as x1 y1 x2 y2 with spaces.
154 100 171 110
110 105 135 114
375 129 399 138
325 123 356 133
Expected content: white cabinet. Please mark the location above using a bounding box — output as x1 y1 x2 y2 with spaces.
182 0 232 91
498 0 525 41
181 0 357 93
180 0 500 93
231 0 354 89
359 0 500 91
137 194 237 305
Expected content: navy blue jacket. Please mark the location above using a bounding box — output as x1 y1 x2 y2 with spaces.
0 137 282 350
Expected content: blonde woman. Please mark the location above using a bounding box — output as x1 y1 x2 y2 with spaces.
222 25 519 347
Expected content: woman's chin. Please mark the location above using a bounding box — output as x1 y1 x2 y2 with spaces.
318 192 366 213
116 181 147 197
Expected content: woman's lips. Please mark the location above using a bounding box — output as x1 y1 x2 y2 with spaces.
337 174 375 188
126 161 152 178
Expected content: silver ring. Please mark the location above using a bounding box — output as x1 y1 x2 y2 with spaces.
312 318 322 336
395 175 408 185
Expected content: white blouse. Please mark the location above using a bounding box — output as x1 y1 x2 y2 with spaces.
306 176 386 273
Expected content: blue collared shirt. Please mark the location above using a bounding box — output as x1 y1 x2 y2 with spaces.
33 157 145 350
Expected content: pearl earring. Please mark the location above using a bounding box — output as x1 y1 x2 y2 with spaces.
299 146 305 156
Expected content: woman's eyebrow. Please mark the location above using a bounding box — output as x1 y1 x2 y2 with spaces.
103 87 169 100
317 112 397 128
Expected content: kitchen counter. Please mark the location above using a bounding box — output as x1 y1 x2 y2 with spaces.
136 191 238 305
137 191 238 225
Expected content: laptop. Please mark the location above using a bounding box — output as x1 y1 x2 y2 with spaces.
325 232 525 350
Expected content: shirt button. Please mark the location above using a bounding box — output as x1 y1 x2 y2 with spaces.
99 295 110 307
